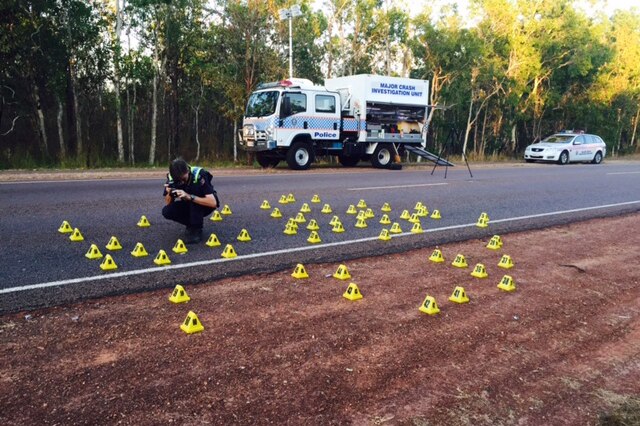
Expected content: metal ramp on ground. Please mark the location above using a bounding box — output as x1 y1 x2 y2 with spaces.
404 146 455 166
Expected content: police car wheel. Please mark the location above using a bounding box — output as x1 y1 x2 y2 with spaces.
592 151 603 164
372 144 393 168
287 142 312 170
557 150 569 165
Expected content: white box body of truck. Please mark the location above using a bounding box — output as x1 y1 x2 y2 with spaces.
239 74 430 170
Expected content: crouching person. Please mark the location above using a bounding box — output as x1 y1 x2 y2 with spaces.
162 158 219 244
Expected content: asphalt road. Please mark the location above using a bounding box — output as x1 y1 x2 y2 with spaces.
1 161 639 312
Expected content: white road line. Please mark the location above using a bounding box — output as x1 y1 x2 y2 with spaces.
2 199 639 295
606 171 640 175
348 183 448 191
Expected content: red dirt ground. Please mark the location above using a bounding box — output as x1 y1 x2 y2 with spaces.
1 214 639 425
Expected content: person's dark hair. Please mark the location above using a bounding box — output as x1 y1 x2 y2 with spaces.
169 158 189 181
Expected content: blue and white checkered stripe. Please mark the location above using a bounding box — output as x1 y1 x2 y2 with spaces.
281 116 338 130
343 118 366 131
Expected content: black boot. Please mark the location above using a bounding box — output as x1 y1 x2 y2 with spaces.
184 226 203 244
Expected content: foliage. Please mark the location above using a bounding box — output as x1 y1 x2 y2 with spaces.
1 0 639 169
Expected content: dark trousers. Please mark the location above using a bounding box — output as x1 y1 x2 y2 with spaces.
162 200 213 229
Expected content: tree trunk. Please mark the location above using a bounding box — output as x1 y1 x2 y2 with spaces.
462 96 474 156
148 27 159 166
129 84 136 164
57 100 66 160
631 104 639 150
114 0 125 163
233 120 238 162
33 83 48 157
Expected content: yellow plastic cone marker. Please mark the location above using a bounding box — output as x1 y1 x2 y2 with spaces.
419 295 440 315
410 222 423 234
471 263 488 278
294 213 306 223
307 231 322 244
449 286 470 304
498 254 514 269
381 202 391 212
429 249 445 263
221 205 232 215
476 217 489 228
221 244 237 258
346 205 357 215
58 220 73 233
270 207 282 219
279 194 289 204
414 201 424 210
105 236 122 250
321 204 332 214
343 283 363 301
137 215 151 227
300 203 311 213
399 210 411 220
69 228 84 242
333 264 351 280
286 218 299 230
85 244 103 260
409 213 421 224
479 212 490 221
131 242 149 257
430 209 442 220
355 218 368 228
287 193 296 203
154 249 171 266
210 210 223 221
417 206 429 217
329 215 340 226
291 263 309 279
492 235 503 247
332 221 345 233
237 229 252 242
365 208 375 219
380 214 391 225
311 194 321 203
260 200 271 210
307 219 320 231
356 210 366 221
99 254 117 271
497 275 516 292
283 224 297 235
180 311 204 334
169 285 191 303
205 233 221 247
378 229 391 241
172 239 188 254
389 222 403 234
357 199 367 209
452 254 468 268
486 237 501 250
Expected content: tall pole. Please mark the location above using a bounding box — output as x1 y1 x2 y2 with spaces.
288 15 293 78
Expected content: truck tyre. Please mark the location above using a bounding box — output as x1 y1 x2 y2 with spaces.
371 144 393 168
286 141 313 170
256 152 280 168
338 154 360 167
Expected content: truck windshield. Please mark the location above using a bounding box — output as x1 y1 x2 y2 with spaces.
246 90 279 118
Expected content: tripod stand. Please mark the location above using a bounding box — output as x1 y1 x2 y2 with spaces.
430 126 473 178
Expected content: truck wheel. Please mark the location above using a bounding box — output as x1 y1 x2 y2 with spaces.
371 144 393 168
338 154 360 167
256 152 280 168
286 141 313 170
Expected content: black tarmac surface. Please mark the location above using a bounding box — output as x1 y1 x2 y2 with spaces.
1 161 638 312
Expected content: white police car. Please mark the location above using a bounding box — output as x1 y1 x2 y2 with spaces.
524 132 607 165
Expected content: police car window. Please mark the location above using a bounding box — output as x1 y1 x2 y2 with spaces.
574 135 586 144
544 135 573 143
315 95 336 113
288 93 306 114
